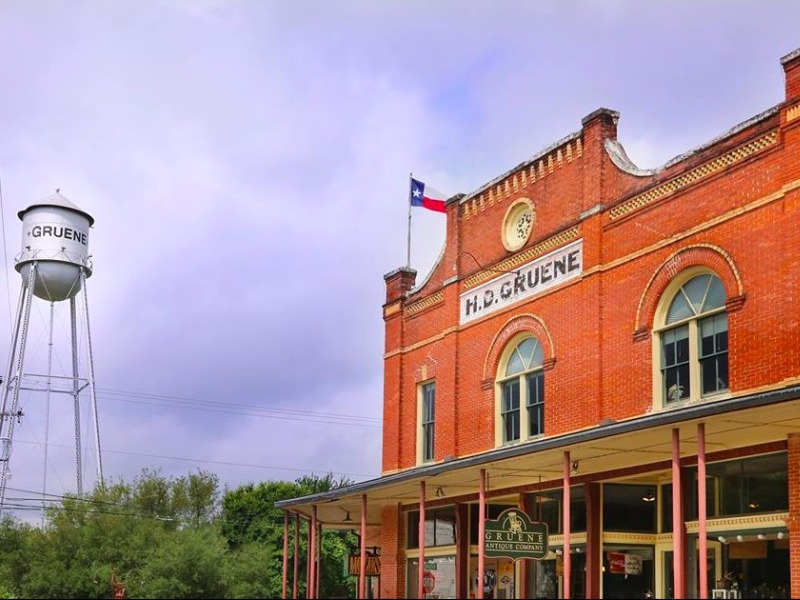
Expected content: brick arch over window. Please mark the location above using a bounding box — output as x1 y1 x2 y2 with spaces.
414 355 439 384
634 244 746 340
482 314 556 387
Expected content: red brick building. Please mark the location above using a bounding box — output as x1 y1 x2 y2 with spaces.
278 46 800 599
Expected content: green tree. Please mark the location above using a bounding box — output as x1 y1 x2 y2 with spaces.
0 515 36 598
134 527 227 599
219 472 357 599
223 541 273 598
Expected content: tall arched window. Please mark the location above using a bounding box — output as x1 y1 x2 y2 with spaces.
497 337 545 444
657 273 728 404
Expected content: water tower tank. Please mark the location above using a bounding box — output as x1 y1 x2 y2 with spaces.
15 192 94 302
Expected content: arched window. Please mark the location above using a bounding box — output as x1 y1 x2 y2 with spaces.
657 273 728 404
497 337 545 444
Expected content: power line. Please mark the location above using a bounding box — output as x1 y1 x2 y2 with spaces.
10 437 377 480
97 388 381 428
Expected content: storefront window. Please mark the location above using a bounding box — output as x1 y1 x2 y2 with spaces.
662 454 787 531
525 486 586 534
407 555 457 599
407 507 457 549
469 556 516 599
603 545 654 599
527 558 558 599
708 453 787 516
603 484 657 533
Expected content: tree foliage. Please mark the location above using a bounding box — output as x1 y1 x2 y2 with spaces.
0 470 358 599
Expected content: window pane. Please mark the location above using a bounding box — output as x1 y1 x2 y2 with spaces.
666 292 693 323
702 275 726 311
506 348 524 376
706 454 788 516
700 314 728 395
505 411 520 442
517 337 536 367
683 274 711 313
603 484 657 533
526 487 586 534
675 328 689 363
527 372 544 436
662 326 690 402
423 394 435 422
502 380 520 412
531 338 544 367
422 383 435 462
423 423 434 462
502 380 520 442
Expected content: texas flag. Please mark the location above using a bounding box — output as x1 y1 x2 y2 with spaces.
409 177 447 213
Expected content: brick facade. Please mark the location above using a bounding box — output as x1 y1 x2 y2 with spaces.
377 48 800 598
277 46 800 600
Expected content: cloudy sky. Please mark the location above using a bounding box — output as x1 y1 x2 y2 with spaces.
0 0 798 518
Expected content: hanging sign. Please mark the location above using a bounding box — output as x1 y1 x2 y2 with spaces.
483 508 548 560
347 553 381 576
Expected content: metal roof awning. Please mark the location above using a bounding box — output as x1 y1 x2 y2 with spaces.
276 384 800 528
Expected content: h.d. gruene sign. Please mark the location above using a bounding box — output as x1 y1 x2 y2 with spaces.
460 239 583 324
484 508 548 561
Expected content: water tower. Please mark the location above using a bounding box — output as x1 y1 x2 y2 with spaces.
0 191 103 517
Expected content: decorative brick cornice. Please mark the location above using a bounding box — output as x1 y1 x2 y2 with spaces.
406 291 444 316
787 102 800 123
609 130 778 221
461 137 583 221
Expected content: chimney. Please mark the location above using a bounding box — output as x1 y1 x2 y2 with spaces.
383 267 417 304
581 107 619 143
781 46 800 101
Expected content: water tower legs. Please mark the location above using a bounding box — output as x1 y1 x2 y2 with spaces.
0 262 104 518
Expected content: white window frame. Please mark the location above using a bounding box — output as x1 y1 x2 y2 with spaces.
651 268 730 408
417 380 435 464
495 334 546 446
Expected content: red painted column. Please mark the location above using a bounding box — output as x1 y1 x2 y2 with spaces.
310 506 317 600
282 511 289 599
360 494 367 600
672 428 685 599
306 516 312 599
419 481 426 599
479 469 486 600
315 523 322 599
698 423 708 599
563 452 571 600
293 514 299 600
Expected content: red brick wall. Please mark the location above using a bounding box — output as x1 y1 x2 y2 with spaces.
379 504 405 599
376 47 800 600
384 100 800 470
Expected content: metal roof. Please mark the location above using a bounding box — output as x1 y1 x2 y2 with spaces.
18 191 95 226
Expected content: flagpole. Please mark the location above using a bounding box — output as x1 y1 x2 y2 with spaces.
407 172 413 268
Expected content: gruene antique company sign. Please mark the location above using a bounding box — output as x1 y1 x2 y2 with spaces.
484 508 549 561
459 239 583 324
